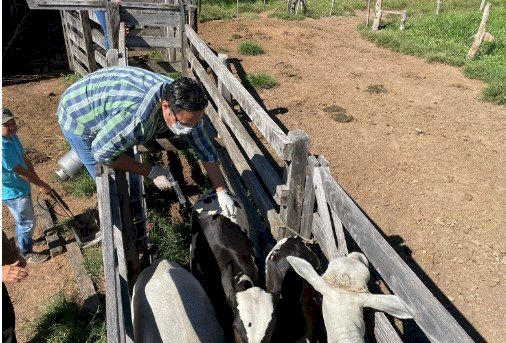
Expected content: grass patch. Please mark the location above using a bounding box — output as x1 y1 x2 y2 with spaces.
359 2 506 105
165 72 182 80
83 245 103 287
148 210 192 266
238 41 265 55
26 293 106 343
246 72 278 90
148 50 163 59
61 170 96 197
60 73 81 86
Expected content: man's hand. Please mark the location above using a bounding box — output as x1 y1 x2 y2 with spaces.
2 261 28 284
147 166 176 191
217 189 237 217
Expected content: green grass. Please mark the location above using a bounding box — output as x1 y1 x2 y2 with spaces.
246 72 278 90
26 293 106 343
148 211 192 266
60 73 81 86
148 50 163 59
83 245 103 287
359 1 506 105
238 41 265 55
61 170 96 197
165 72 182 80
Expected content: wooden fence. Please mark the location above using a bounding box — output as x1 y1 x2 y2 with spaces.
26 1 476 341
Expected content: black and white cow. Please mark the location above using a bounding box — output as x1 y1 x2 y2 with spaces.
131 259 225 342
191 190 277 343
265 235 325 343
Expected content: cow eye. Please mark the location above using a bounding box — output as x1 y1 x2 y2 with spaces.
248 323 252 327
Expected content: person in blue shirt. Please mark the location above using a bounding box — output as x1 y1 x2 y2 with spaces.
2 108 51 264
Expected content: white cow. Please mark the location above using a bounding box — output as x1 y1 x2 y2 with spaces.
131 258 225 343
287 252 412 343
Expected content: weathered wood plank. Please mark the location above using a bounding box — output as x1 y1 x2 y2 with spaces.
217 53 232 104
373 312 403 343
66 27 86 47
73 62 88 77
106 49 119 67
185 26 294 161
70 44 91 69
467 3 491 60
178 1 188 76
125 35 180 48
280 131 310 235
118 22 127 66
299 155 318 239
106 0 121 50
120 12 180 27
436 0 441 15
60 11 74 70
67 242 100 312
36 199 55 234
79 10 97 72
312 167 340 260
94 49 106 67
372 0 382 31
318 167 474 342
188 51 286 203
399 10 407 30
31 0 181 10
46 231 64 257
91 27 106 49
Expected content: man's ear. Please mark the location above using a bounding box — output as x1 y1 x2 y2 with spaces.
287 256 326 294
363 294 412 319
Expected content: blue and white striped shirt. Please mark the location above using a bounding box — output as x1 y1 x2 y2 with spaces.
57 66 217 163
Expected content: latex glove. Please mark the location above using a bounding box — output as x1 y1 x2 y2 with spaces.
217 189 237 217
147 166 176 191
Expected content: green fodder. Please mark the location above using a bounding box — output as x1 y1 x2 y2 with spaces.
165 72 182 80
26 293 106 343
61 170 96 197
360 3 506 105
148 210 192 266
238 41 265 55
148 50 163 59
246 72 278 90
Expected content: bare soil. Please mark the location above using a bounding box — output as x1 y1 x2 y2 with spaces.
1 13 504 343
199 14 505 342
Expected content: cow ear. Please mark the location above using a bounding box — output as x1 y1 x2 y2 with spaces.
347 252 369 267
287 256 326 294
363 294 412 319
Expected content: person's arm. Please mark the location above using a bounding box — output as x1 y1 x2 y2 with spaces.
13 154 52 194
106 153 152 177
202 161 226 192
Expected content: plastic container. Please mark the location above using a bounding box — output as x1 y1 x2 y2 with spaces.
55 149 84 180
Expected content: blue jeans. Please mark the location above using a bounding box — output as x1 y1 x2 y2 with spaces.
95 11 110 51
4 194 36 255
61 129 97 179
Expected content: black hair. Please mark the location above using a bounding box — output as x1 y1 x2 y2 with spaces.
163 77 208 113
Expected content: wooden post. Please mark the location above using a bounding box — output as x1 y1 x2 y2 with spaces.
79 10 97 72
299 155 318 239
400 10 407 30
179 0 188 75
236 0 239 19
372 0 382 32
329 0 335 16
480 0 486 11
188 4 198 33
60 11 75 71
217 53 232 105
280 131 310 236
467 3 491 60
105 0 120 50
366 0 371 27
436 0 441 15
118 22 127 66
106 49 119 66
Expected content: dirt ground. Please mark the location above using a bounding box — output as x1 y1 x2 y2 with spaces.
1 12 504 343
199 14 505 342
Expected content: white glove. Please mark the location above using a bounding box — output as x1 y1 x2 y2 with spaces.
147 166 176 191
217 189 237 217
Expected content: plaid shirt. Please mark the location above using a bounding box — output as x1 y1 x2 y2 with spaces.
57 66 217 164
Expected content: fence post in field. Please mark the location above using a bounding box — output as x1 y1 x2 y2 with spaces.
480 0 486 11
436 0 441 15
372 0 383 32
218 53 232 105
366 0 372 27
280 131 310 237
400 10 407 30
467 3 491 60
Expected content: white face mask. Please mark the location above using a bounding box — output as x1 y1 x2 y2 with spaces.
170 121 193 135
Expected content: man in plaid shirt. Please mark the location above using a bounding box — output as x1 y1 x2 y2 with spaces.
57 66 237 216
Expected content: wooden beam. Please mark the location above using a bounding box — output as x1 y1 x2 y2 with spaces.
299 155 318 239
318 166 474 342
467 3 491 60
106 49 119 67
372 0 382 32
67 242 100 312
125 35 180 48
79 10 97 72
94 49 106 67
373 312 403 343
91 27 106 49
73 62 88 77
60 11 74 70
185 26 294 161
217 53 232 104
279 131 310 235
187 51 287 203
105 0 120 50
120 12 180 27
